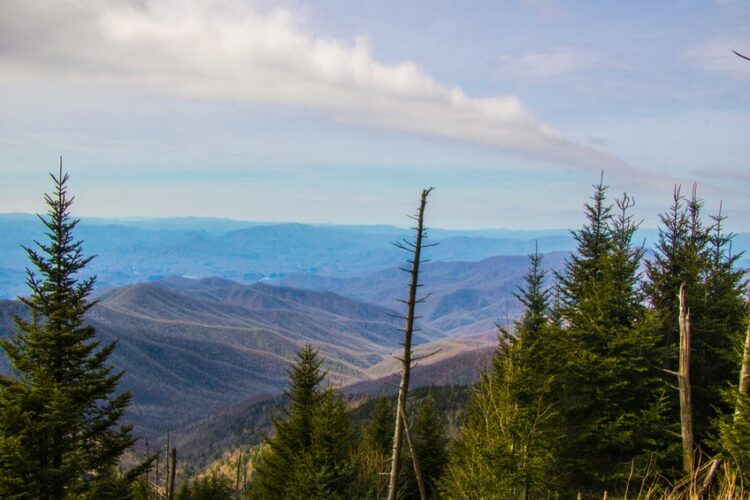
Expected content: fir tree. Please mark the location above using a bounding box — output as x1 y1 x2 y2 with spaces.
287 388 360 499
251 346 361 498
0 165 142 499
440 250 561 499
362 396 393 458
555 183 669 493
175 474 234 500
250 345 324 498
645 187 747 453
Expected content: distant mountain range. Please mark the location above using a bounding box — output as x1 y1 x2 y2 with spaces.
0 259 519 438
3 214 747 301
0 214 583 299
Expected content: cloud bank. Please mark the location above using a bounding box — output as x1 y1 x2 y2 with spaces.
0 0 627 171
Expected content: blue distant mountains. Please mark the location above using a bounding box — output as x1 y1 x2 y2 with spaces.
2 213 748 300
0 213 575 299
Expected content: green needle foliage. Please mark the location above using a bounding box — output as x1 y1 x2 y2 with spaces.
0 167 143 499
645 188 747 456
555 183 670 494
402 394 448 500
362 396 394 458
357 396 394 497
250 346 360 499
441 250 562 499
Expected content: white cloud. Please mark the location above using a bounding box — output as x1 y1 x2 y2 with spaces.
0 0 627 171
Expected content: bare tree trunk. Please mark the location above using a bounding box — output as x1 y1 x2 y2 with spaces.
735 320 750 419
168 447 177 500
386 188 433 500
678 284 694 475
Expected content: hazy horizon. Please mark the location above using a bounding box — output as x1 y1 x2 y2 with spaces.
1 1 749 230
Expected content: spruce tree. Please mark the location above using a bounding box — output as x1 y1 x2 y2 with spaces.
358 396 394 497
555 183 669 493
288 388 359 499
645 188 747 453
0 165 140 499
440 250 561 498
362 396 393 458
251 346 362 498
250 345 324 498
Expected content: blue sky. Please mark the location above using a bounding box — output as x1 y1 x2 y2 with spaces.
1 0 748 229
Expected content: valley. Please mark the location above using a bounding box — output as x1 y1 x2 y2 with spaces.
0 251 529 438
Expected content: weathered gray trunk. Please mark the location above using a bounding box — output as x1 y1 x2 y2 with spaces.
386 188 432 500
736 321 750 414
678 284 694 475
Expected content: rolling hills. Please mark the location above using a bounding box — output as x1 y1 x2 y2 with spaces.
0 277 444 437
0 246 569 439
281 252 568 336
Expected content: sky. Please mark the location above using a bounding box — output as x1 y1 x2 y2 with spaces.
0 0 749 230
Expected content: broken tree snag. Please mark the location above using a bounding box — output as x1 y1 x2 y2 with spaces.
678 283 694 475
736 319 750 419
168 447 177 500
386 187 434 500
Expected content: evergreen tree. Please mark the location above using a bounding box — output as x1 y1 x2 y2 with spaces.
358 396 394 497
402 394 448 500
175 474 234 500
714 390 750 485
363 396 393 457
251 346 361 498
0 166 141 499
286 388 360 499
645 188 747 453
555 183 669 493
250 345 324 498
441 250 561 499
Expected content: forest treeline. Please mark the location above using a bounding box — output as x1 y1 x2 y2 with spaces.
0 168 748 499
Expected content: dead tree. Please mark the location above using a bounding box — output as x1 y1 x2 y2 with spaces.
386 188 435 500
678 283 694 474
168 447 177 500
736 320 750 419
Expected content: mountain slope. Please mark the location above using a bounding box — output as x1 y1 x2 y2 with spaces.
168 344 493 470
281 252 568 336
0 278 437 438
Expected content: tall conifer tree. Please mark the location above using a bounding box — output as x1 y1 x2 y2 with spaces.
441 250 561 498
645 187 747 453
250 345 324 498
251 346 361 499
0 164 139 499
555 182 669 493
